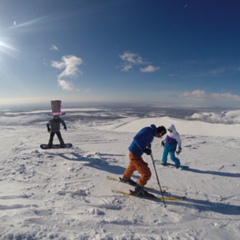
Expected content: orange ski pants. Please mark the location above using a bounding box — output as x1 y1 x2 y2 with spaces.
123 152 151 186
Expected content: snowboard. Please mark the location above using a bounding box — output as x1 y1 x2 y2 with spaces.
40 143 72 149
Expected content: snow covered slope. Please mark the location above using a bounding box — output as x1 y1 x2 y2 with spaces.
0 108 239 239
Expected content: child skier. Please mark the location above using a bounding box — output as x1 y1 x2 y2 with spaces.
122 124 166 196
161 124 182 168
47 115 67 148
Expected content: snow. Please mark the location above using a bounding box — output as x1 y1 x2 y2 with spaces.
0 106 239 240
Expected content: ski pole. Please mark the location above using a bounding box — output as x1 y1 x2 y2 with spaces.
150 152 167 207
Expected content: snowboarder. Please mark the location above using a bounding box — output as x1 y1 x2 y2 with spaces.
161 124 182 168
121 124 166 196
46 115 67 148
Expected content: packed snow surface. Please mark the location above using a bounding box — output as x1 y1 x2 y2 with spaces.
0 107 239 240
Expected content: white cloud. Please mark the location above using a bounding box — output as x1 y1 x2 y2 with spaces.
211 92 240 101
58 79 77 91
119 51 144 64
121 64 133 72
119 51 159 73
180 90 240 101
119 51 146 72
51 55 83 91
180 90 208 99
50 44 59 51
51 55 83 78
51 61 65 69
140 65 159 73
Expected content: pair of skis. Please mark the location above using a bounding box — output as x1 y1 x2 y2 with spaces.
107 176 186 202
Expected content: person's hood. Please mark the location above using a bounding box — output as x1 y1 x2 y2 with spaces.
168 124 177 133
167 124 178 139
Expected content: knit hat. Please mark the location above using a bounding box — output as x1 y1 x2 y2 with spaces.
157 126 166 135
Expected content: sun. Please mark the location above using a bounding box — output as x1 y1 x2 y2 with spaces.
0 37 17 58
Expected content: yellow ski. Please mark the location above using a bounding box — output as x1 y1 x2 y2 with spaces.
112 190 186 201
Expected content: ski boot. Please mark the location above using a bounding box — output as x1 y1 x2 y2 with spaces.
120 176 137 186
133 184 154 197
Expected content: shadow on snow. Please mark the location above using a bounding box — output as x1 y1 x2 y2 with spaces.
166 197 240 216
185 168 240 178
45 151 126 175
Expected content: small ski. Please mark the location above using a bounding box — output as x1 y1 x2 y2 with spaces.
107 176 166 192
112 190 186 201
155 161 189 170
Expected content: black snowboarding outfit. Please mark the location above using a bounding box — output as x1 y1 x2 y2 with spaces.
47 116 67 147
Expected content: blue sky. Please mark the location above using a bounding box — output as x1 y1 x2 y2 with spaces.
0 0 240 108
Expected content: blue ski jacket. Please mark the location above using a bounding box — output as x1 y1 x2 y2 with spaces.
128 124 158 157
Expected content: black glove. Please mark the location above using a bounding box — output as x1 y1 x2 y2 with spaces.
143 148 152 155
47 127 51 133
161 141 165 147
64 127 67 131
176 147 182 155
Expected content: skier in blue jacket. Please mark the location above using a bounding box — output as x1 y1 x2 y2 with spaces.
161 124 182 168
122 124 166 196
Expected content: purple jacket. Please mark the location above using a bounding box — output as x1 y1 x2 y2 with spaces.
165 135 177 144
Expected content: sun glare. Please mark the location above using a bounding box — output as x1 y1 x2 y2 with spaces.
0 37 17 58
